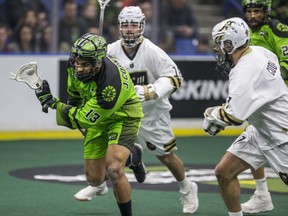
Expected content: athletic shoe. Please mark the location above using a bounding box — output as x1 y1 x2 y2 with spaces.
128 143 147 183
241 191 274 213
74 183 109 201
180 182 199 214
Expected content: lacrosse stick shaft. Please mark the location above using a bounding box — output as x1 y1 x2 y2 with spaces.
98 0 111 36
99 8 105 36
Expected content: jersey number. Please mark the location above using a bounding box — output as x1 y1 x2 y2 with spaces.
85 109 100 123
282 45 288 57
173 66 183 78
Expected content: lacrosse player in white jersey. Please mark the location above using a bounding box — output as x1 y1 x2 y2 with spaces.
74 6 199 214
203 17 288 216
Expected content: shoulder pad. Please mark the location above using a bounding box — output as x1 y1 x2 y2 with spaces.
268 19 288 38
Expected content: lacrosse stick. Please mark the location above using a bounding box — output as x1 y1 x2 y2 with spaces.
9 61 43 90
10 61 86 136
98 0 111 36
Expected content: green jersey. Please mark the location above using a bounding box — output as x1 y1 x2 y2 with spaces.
249 18 288 82
55 56 143 130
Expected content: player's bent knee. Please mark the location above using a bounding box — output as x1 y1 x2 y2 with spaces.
214 164 231 181
107 166 125 184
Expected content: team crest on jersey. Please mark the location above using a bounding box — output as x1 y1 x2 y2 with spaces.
277 23 288 32
102 86 116 102
108 132 118 141
129 71 148 85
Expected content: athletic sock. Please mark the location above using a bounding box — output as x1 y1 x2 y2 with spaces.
255 177 269 195
89 181 106 188
228 211 243 216
117 200 132 216
178 177 190 193
98 181 107 188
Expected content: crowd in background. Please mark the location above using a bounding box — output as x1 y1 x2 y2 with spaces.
0 0 287 55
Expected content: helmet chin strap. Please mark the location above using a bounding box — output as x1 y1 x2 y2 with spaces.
122 35 143 48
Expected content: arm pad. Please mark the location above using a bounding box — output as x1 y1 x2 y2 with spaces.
153 77 175 99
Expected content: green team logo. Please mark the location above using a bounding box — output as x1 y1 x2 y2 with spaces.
102 86 116 102
108 132 118 141
277 23 288 32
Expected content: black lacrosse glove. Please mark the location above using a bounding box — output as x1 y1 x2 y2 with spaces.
35 80 59 113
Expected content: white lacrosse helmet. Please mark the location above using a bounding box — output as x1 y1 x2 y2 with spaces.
118 6 145 48
212 17 250 55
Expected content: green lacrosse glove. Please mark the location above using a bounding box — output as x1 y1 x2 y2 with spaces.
35 80 59 113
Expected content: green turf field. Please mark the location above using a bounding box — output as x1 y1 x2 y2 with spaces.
0 136 287 216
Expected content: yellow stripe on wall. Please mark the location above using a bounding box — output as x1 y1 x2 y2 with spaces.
0 128 243 141
0 130 84 141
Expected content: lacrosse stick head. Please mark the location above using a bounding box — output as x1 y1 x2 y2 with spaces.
97 0 111 9
9 61 43 90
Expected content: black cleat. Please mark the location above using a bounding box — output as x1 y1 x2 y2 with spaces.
127 143 147 183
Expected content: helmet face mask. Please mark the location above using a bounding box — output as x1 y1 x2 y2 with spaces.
70 33 107 83
245 8 267 30
118 6 145 48
212 17 250 75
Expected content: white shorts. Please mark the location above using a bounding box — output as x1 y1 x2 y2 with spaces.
227 125 288 183
136 112 177 156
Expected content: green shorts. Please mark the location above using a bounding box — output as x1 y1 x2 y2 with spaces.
83 118 141 159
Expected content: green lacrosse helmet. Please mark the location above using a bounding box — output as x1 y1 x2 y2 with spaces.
242 0 271 13
71 33 107 66
70 33 107 83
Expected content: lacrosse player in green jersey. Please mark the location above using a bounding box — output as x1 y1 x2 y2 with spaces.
34 33 144 216
240 0 288 214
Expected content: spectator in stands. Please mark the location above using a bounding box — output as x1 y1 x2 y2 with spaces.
7 24 35 53
14 9 38 33
3 0 47 30
195 34 212 55
159 0 198 54
0 22 11 52
37 8 50 33
222 0 243 18
80 0 101 36
100 1 123 43
58 0 88 52
36 24 52 52
138 0 153 40
0 0 6 24
271 0 288 25
81 0 98 28
14 9 50 53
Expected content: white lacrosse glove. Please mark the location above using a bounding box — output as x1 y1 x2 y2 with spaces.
203 106 227 136
134 84 158 102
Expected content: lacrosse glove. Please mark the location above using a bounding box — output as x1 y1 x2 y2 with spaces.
134 84 158 102
35 80 59 113
203 107 226 136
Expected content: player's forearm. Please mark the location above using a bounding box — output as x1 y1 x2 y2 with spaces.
153 76 182 99
55 102 74 129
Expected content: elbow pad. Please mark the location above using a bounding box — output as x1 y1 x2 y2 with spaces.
154 77 182 99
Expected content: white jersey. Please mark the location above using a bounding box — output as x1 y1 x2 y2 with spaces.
225 46 288 150
108 38 182 122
